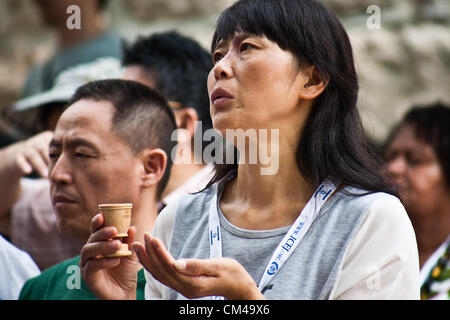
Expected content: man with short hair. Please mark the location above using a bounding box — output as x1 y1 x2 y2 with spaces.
19 79 177 299
0 58 122 270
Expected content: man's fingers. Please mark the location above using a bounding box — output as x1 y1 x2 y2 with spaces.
126 226 137 247
81 257 121 276
90 213 105 234
88 226 118 244
80 240 122 267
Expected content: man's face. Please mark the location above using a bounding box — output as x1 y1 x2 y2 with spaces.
49 99 142 240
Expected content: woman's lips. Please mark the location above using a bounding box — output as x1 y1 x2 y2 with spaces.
213 96 233 108
211 87 234 108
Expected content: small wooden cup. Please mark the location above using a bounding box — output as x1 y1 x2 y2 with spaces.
98 203 133 257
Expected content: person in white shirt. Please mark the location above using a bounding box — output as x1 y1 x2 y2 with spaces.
0 235 40 300
80 0 420 300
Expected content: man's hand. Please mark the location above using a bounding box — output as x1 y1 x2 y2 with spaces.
80 213 139 300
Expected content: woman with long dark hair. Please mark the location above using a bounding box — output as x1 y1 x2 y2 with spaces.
81 0 420 299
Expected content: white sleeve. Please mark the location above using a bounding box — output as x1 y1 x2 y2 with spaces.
144 200 178 300
329 195 420 300
0 235 40 300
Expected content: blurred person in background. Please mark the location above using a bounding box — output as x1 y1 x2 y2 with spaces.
0 58 122 270
384 102 450 300
23 0 122 98
122 31 216 209
0 234 40 300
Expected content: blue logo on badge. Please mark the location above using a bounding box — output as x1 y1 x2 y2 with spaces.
210 226 220 245
314 184 332 200
267 261 279 275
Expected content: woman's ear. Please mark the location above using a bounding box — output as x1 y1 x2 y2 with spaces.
173 107 199 141
141 148 168 189
299 65 328 100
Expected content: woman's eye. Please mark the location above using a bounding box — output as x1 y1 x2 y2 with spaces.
213 51 224 64
239 43 254 52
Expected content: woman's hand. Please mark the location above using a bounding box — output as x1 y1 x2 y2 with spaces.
79 213 139 300
133 233 265 300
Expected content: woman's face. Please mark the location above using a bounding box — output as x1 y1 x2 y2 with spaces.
385 124 449 217
207 32 307 135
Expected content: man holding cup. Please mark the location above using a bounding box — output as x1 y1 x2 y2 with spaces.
19 79 177 299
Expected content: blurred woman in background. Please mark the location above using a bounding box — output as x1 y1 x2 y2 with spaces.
385 102 450 300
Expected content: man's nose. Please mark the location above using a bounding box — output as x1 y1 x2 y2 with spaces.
49 155 72 185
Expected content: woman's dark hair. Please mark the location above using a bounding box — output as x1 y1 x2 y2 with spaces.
207 0 394 195
385 102 450 187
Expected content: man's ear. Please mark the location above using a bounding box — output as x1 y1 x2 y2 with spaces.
141 148 167 189
173 108 199 141
299 65 328 100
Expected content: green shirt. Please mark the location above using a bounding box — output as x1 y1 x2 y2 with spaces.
19 256 145 300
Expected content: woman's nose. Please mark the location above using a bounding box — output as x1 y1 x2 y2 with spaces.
213 55 233 81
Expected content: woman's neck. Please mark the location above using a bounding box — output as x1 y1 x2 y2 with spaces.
220 151 315 230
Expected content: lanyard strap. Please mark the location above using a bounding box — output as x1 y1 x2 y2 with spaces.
208 181 336 299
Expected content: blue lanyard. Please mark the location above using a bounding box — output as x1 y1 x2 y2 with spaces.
208 181 336 299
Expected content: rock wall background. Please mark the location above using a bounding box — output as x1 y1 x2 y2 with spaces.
0 0 449 143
